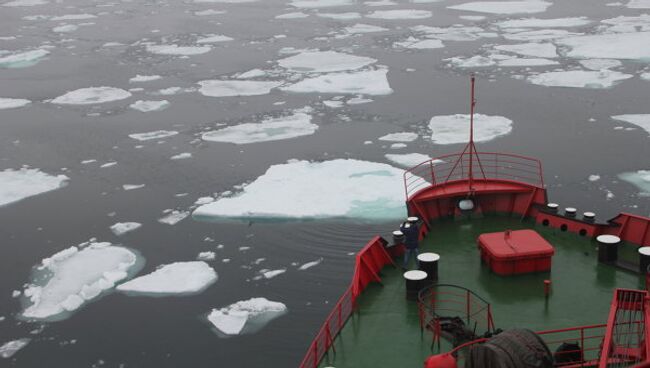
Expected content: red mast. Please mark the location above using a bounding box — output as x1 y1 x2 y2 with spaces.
468 75 477 191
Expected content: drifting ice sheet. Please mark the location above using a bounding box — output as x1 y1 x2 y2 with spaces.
618 170 650 195
51 87 131 105
198 80 282 97
146 44 212 55
281 69 392 95
129 75 162 83
117 261 217 296
194 159 408 220
197 34 233 43
158 210 190 225
429 114 513 144
344 23 389 33
378 132 418 142
494 42 557 58
207 298 287 336
385 153 436 167
0 168 68 207
278 51 376 73
22 242 140 320
129 100 169 112
128 130 178 141
496 17 591 28
366 10 432 19
0 49 49 68
0 98 31 109
527 70 632 88
110 222 142 236
202 111 317 144
611 114 650 135
0 339 30 358
556 32 650 61
448 1 552 14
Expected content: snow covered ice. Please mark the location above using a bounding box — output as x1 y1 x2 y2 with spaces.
198 80 282 97
378 132 418 142
495 17 591 28
128 130 178 141
21 242 141 320
447 1 552 14
556 32 650 61
494 43 557 58
158 210 190 225
290 0 354 8
51 87 131 105
611 114 650 135
0 49 49 68
193 159 408 220
366 10 432 20
146 44 212 56
207 298 287 336
202 111 317 144
129 75 162 83
0 168 68 207
0 98 30 109
384 153 441 168
619 170 650 195
110 222 142 236
0 339 30 358
281 69 392 95
278 51 376 73
117 261 217 296
429 114 513 145
196 34 233 43
527 70 632 89
129 100 169 112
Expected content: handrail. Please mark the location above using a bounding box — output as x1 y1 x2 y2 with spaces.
404 151 545 200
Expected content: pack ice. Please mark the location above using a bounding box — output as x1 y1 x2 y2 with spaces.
51 87 132 105
146 44 212 56
202 111 317 144
429 114 513 144
448 1 552 14
281 69 392 95
198 80 282 97
21 242 141 320
207 298 287 336
0 168 68 207
117 261 217 296
278 51 376 73
528 70 632 89
193 159 407 220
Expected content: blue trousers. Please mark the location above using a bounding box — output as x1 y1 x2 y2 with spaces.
403 248 419 269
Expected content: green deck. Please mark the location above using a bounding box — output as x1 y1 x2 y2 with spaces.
319 216 644 368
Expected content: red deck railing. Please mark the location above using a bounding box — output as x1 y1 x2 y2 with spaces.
403 152 545 200
297 236 394 368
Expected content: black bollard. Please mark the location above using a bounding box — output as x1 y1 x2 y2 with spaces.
597 235 620 263
404 270 427 300
418 252 440 281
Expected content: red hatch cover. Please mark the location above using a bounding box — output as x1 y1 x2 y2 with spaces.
478 229 555 275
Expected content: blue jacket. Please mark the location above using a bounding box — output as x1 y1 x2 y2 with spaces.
400 222 419 249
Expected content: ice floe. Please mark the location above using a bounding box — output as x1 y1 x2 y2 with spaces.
129 100 169 112
429 114 512 145
276 12 310 19
122 184 145 190
51 14 97 21
502 29 582 41
298 258 323 270
0 98 30 109
494 42 557 58
198 80 282 97
0 339 30 358
290 0 354 8
447 55 496 68
128 130 178 141
344 23 389 33
194 9 227 16
110 222 142 236
146 44 211 56
410 25 497 41
627 0 650 8
21 242 141 320
385 153 437 167
611 114 650 135
281 69 392 95
117 261 217 296
171 152 192 160
495 17 591 28
51 87 131 105
556 32 650 61
0 49 49 68
2 0 47 6
278 50 376 73
193 159 407 220
378 132 418 142
527 70 633 88
317 12 361 20
158 210 190 225
207 298 287 336
579 59 622 71
366 9 432 20
129 74 162 83
202 110 317 144
448 1 552 14
197 251 216 261
619 170 650 195
0 168 68 207
196 34 233 43
52 24 79 33
394 38 444 49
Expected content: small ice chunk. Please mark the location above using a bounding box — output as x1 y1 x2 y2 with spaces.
110 222 142 236
317 12 361 20
117 261 217 295
527 70 633 89
100 162 117 168
0 339 31 358
122 184 145 191
448 1 552 14
206 298 287 336
51 87 131 105
498 58 558 67
197 251 216 261
50 14 97 20
129 100 169 112
640 72 650 80
278 50 376 73
129 75 162 83
158 210 190 225
323 100 344 108
281 69 392 95
447 55 496 68
52 24 78 33
348 96 373 104
194 9 227 16
298 258 322 270
128 130 178 141
390 143 407 149
429 114 512 144
588 175 601 182
611 114 650 135
171 152 192 160
0 49 49 68
262 269 286 279
366 9 432 20
146 44 212 56
0 168 68 207
198 80 282 97
202 111 316 144
459 15 486 21
394 38 444 49
344 23 388 33
195 196 215 205
0 98 31 110
378 132 418 142
197 34 233 44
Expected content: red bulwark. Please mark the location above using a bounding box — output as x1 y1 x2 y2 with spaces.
478 229 555 275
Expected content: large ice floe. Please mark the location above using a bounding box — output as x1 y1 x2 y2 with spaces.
198 80 282 97
527 70 633 88
145 44 212 55
494 42 557 58
277 51 376 73
21 242 141 321
0 168 68 207
344 23 389 34
0 49 49 68
0 98 30 110
366 9 432 19
2 0 48 5
556 32 650 61
410 25 497 42
128 130 178 141
51 87 131 105
627 0 650 8
495 17 591 28
429 114 513 145
281 69 392 95
448 1 552 14
206 298 287 337
0 339 30 358
611 114 650 135
385 153 432 168
116 261 217 296
378 132 418 142
202 110 317 144
618 170 650 195
193 159 407 220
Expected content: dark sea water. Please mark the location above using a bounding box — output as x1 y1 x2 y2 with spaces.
1 0 649 367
